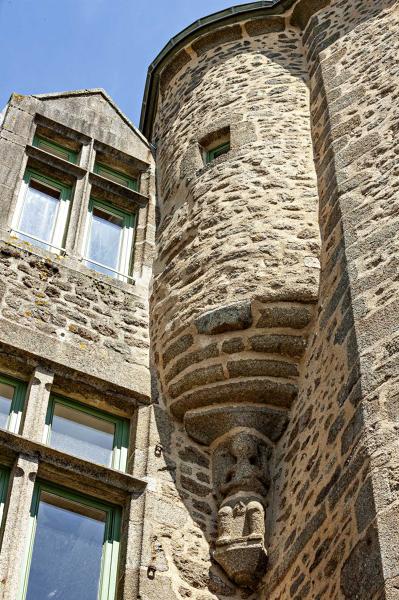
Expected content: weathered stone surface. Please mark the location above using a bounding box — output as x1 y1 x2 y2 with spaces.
162 334 194 367
192 25 242 56
184 404 288 446
245 17 285 37
227 358 298 379
355 478 376 534
168 364 225 399
250 334 307 357
160 49 191 93
340 525 384 599
171 378 297 419
291 0 330 30
256 304 313 330
194 301 252 335
2 0 397 598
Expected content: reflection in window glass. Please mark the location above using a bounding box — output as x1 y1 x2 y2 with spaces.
18 181 60 249
0 382 14 429
86 207 124 278
25 492 106 600
50 403 115 466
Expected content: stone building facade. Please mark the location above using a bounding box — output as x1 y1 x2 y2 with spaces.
0 0 398 599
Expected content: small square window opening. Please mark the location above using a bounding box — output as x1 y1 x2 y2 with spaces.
205 141 231 164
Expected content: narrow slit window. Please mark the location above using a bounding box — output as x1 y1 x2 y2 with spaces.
205 141 230 164
0 374 26 433
33 135 78 164
83 199 135 281
21 482 121 600
44 396 129 471
94 162 138 191
12 169 71 253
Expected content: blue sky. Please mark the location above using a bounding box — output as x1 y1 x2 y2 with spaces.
0 0 242 128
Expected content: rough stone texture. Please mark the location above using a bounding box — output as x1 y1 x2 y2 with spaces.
0 89 154 600
0 242 150 395
0 90 155 400
148 5 322 597
262 1 399 599
0 0 398 598
147 0 399 597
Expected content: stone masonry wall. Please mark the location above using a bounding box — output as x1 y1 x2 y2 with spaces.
0 241 149 396
144 1 399 598
0 90 155 400
258 1 399 599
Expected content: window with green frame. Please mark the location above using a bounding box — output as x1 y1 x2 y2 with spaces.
33 135 78 164
205 141 230 164
20 481 121 600
44 395 129 471
0 467 10 526
0 373 26 434
83 198 135 281
94 162 138 191
11 168 72 253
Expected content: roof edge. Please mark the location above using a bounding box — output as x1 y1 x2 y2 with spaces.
139 0 295 138
33 88 151 148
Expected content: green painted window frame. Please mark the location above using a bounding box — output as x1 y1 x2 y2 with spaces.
205 142 230 164
12 168 72 253
0 373 27 434
22 168 72 202
94 162 138 191
0 467 10 526
84 198 136 281
44 395 129 471
19 480 122 600
33 135 78 164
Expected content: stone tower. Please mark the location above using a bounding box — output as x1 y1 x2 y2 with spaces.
140 0 399 598
0 1 397 599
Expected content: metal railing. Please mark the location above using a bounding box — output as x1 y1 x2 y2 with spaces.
9 228 66 254
81 257 135 282
5 228 135 284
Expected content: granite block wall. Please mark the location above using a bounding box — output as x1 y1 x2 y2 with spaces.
142 0 399 598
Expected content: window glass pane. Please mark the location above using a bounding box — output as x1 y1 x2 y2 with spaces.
18 180 60 249
50 403 115 466
0 382 14 429
86 207 124 277
26 491 106 600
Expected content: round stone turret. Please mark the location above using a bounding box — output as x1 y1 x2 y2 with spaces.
144 1 320 426
142 0 321 588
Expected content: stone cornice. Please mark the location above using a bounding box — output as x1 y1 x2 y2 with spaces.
0 428 146 500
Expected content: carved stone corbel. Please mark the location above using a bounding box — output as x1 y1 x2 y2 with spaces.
212 429 271 589
184 406 287 590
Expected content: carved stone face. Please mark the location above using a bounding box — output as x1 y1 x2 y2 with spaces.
213 431 271 502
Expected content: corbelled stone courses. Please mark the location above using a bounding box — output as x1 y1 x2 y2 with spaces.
258 0 399 599
156 299 314 420
149 9 322 596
